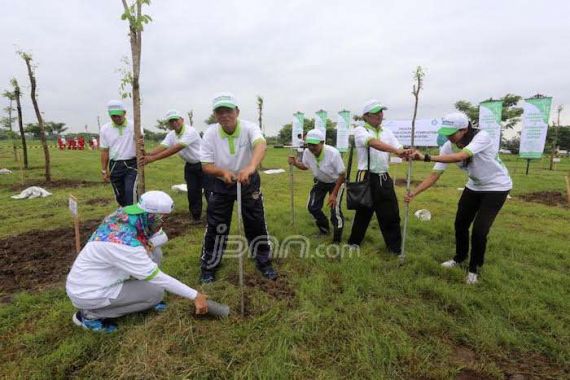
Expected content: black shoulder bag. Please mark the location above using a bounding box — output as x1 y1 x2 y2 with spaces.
345 139 373 210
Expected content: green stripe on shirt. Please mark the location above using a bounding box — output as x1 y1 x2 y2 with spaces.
145 267 160 281
462 148 473 157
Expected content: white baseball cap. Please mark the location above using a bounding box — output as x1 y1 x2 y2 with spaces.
305 129 325 144
362 99 388 115
107 100 127 116
124 191 174 215
438 112 470 136
212 92 238 110
165 109 183 121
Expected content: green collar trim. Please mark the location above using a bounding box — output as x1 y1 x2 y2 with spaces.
315 146 324 164
219 120 241 155
112 120 127 136
365 122 382 138
175 123 186 138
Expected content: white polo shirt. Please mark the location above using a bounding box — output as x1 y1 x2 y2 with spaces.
353 123 402 173
66 241 198 309
433 130 512 192
100 119 142 161
302 144 345 183
200 119 265 172
160 124 201 164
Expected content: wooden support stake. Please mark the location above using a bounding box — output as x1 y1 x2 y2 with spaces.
565 176 570 205
69 195 81 254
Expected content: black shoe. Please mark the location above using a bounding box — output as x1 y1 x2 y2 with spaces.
258 265 278 280
200 270 215 284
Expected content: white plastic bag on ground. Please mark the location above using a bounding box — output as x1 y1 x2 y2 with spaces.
0 168 13 174
11 186 52 199
263 169 286 175
414 209 432 221
171 184 188 192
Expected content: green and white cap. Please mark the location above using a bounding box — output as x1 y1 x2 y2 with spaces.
212 92 238 110
362 99 388 115
305 129 325 144
107 100 126 116
124 191 174 215
165 109 183 121
438 112 469 136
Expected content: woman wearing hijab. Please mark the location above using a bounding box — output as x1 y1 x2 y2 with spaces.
66 191 208 332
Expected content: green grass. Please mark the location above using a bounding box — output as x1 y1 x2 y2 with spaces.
1 142 569 379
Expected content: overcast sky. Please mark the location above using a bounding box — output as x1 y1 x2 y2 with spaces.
1 0 569 136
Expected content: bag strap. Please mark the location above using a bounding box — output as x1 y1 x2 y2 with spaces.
347 138 355 182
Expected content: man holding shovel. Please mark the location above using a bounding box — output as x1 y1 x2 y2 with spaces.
143 110 205 224
66 191 208 333
199 92 277 284
288 129 346 242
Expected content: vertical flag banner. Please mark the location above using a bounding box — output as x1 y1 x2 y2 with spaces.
315 110 327 139
519 97 553 159
336 110 350 152
478 100 503 152
292 112 304 147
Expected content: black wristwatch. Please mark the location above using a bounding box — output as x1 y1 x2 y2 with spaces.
424 154 431 162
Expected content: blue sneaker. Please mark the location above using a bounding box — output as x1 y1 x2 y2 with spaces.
259 265 278 281
153 301 167 312
200 270 215 284
72 311 117 333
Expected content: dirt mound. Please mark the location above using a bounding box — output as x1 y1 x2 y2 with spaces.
0 212 196 302
227 271 295 304
9 179 100 191
519 191 569 207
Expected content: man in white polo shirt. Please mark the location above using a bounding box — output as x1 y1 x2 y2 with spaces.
100 100 140 207
199 92 277 283
143 110 205 224
348 99 412 255
288 129 346 242
66 191 208 332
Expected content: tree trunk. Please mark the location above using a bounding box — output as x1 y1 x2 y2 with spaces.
14 83 28 169
124 0 145 196
23 57 49 180
7 98 18 161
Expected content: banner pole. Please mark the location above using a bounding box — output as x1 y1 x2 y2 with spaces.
525 159 531 175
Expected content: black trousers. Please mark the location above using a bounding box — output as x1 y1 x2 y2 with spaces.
454 187 509 273
307 179 344 242
348 172 402 253
109 158 138 207
200 190 271 272
184 162 204 220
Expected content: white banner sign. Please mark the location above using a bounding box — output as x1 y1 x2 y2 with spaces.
69 196 78 216
292 112 304 148
383 119 442 147
336 110 350 152
315 110 327 139
478 100 503 153
520 97 553 159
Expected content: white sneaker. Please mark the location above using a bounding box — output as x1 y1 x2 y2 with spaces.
441 259 458 268
466 272 478 284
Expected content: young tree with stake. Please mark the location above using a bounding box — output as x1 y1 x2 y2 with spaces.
11 78 28 169
400 66 425 262
120 0 152 195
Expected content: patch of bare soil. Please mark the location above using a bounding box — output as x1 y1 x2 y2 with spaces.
9 179 100 192
0 212 197 302
519 191 569 208
451 344 567 380
84 197 113 207
227 271 295 305
395 178 421 186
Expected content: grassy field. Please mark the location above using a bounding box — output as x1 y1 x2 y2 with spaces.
0 142 569 379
